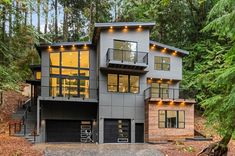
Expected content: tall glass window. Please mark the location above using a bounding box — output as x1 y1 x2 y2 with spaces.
119 75 129 93
151 83 169 98
130 76 139 93
49 50 90 97
108 74 118 92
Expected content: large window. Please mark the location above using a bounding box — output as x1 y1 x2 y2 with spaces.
154 56 170 71
159 110 185 128
113 40 138 62
49 50 90 97
151 83 169 98
107 74 139 93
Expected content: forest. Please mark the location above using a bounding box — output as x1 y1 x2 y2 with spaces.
0 0 234 155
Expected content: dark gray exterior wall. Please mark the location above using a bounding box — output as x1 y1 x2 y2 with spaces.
38 46 98 142
98 29 150 143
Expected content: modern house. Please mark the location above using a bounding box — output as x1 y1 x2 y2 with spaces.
27 22 196 143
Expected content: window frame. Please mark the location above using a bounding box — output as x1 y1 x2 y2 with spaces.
113 39 138 51
158 110 185 129
107 74 140 94
49 50 90 97
154 56 170 71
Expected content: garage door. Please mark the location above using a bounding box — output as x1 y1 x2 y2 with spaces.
46 120 80 142
104 119 130 143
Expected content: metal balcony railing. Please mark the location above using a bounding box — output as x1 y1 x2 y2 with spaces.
144 87 196 100
106 48 148 65
41 86 98 99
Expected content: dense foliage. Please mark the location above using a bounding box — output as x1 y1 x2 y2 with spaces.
0 0 234 151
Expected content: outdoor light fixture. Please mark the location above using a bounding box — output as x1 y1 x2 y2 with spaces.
110 26 113 29
60 45 63 48
72 44 75 47
48 46 51 49
139 25 142 28
125 26 128 29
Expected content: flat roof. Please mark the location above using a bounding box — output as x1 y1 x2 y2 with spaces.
95 22 156 28
150 40 189 55
37 41 92 48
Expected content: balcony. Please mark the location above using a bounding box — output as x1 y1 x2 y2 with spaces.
40 86 98 102
106 48 148 70
144 87 196 103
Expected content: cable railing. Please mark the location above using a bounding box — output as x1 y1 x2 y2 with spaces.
144 87 196 100
106 48 148 65
41 86 98 99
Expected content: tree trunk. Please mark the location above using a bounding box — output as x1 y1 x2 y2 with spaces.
44 0 49 34
54 0 58 38
37 0 41 33
2 6 6 41
198 133 232 156
9 2 12 37
24 4 28 26
63 2 68 41
30 1 33 26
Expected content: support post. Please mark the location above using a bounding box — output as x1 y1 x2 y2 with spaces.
36 98 40 135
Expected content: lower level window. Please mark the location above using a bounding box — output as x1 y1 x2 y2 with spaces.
159 110 185 128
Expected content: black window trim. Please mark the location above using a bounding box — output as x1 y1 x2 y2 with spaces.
158 110 185 129
107 74 140 94
49 49 90 97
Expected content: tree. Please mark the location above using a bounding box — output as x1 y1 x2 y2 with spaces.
197 0 235 155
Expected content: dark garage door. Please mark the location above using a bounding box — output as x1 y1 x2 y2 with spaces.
46 120 80 142
104 119 130 143
135 123 144 143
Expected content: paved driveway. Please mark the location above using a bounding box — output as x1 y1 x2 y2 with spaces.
34 143 165 156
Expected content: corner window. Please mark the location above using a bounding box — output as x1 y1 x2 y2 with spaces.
107 74 139 94
154 56 170 71
159 110 185 128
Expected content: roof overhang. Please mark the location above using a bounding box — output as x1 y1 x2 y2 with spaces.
26 80 41 85
92 22 156 45
29 64 41 71
35 41 92 56
149 40 189 56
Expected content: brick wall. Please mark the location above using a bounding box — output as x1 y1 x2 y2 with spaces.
145 101 194 141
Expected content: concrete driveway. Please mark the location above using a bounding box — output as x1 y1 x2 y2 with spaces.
34 143 165 156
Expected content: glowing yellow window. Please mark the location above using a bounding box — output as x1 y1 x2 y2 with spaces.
50 52 60 66
62 52 78 67
35 71 41 80
80 51 89 68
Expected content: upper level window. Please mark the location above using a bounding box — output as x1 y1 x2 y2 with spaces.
61 52 78 67
49 50 89 97
113 40 138 62
154 56 170 71
108 74 139 93
159 110 185 128
114 40 137 51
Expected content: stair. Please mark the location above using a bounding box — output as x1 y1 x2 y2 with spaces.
10 99 38 144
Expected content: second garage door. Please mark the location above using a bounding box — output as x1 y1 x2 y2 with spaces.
46 120 81 142
104 119 131 143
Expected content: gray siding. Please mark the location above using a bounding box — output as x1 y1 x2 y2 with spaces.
98 28 150 143
147 49 183 80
